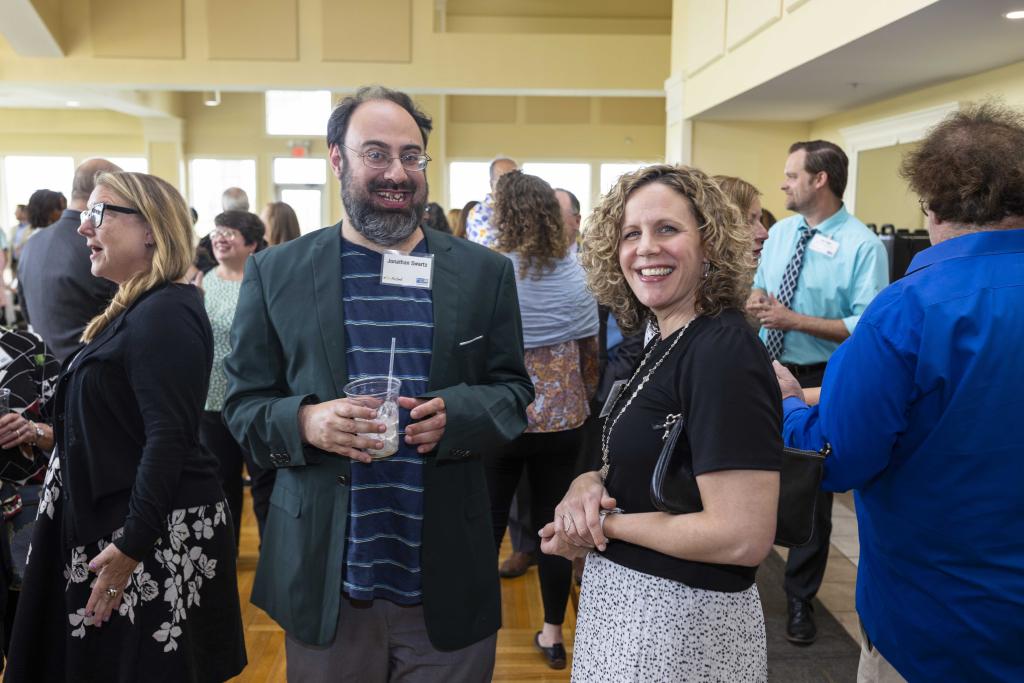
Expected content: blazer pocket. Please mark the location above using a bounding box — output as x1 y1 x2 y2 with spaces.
270 484 302 518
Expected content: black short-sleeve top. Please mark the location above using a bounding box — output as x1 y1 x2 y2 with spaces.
601 309 782 592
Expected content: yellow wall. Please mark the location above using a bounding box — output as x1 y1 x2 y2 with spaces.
855 143 922 230
677 0 939 118
808 59 1024 224
691 120 810 218
4 0 669 94
0 108 145 157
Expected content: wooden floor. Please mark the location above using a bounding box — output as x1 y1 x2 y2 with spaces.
230 489 575 682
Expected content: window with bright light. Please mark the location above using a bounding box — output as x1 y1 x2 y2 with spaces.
273 158 327 185
266 90 332 137
2 156 74 226
188 159 256 236
448 162 491 212
600 163 652 196
280 188 323 235
104 157 149 174
521 163 592 217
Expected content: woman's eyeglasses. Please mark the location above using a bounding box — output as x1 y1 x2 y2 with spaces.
80 202 140 229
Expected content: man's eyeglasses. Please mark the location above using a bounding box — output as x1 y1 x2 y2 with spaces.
210 228 241 240
81 202 140 229
343 145 431 172
918 198 930 216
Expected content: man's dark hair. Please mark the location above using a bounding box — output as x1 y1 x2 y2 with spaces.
789 140 848 199
555 188 581 215
215 210 266 248
900 101 1024 226
326 86 433 151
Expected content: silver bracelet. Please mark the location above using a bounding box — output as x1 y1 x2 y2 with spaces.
598 507 624 534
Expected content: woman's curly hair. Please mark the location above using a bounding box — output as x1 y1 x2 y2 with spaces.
493 171 568 278
580 164 755 335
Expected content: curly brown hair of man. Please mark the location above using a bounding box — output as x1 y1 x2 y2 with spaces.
493 170 568 279
900 100 1024 226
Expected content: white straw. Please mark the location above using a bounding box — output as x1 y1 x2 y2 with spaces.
387 337 397 387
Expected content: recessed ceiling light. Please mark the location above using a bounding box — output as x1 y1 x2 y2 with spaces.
66 100 81 107
1006 10 1024 19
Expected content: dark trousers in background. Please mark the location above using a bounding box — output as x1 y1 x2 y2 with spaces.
507 475 537 555
199 410 276 548
783 364 832 602
485 428 582 626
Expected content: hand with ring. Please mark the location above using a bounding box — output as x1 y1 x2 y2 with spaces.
0 412 33 450
85 543 140 627
551 471 618 552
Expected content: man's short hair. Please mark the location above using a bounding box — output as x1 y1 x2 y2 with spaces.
555 188 581 215
71 158 122 202
221 187 250 212
789 140 848 199
901 102 1024 226
327 86 433 151
489 157 517 185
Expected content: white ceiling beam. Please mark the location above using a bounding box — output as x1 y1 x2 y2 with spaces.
0 0 63 58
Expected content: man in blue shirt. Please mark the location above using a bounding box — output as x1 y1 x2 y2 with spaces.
777 103 1024 682
748 140 888 644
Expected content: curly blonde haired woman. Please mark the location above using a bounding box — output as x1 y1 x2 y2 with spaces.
6 172 246 682
540 165 781 682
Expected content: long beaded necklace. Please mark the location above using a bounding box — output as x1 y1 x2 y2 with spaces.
599 317 696 481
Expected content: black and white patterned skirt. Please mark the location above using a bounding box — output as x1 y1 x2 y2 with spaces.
4 453 246 682
572 553 767 683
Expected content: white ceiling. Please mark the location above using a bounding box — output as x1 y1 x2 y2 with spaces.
697 0 1024 121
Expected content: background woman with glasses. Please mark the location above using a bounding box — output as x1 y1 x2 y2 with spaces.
5 172 246 682
196 211 275 549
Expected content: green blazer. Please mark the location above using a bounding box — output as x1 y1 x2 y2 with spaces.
223 225 533 650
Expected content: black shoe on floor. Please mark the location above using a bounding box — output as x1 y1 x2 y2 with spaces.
786 596 817 645
534 631 567 670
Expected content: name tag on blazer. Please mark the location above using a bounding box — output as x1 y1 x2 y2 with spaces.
381 252 434 289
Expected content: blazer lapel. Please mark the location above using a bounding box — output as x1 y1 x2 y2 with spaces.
311 226 349 397
424 231 458 391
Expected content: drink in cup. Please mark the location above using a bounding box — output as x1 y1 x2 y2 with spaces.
342 377 401 459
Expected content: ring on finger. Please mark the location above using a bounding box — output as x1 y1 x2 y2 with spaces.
105 586 119 599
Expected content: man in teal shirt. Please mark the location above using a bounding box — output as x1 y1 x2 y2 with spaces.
748 140 888 645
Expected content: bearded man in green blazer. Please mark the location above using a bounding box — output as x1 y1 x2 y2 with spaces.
223 86 533 682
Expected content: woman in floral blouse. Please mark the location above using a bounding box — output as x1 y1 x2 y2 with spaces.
488 171 599 670
5 171 245 682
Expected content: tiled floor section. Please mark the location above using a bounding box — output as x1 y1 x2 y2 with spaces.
776 491 861 643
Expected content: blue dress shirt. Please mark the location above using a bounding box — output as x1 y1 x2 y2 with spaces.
782 228 1024 682
754 206 888 364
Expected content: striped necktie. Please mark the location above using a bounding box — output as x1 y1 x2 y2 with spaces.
765 225 816 360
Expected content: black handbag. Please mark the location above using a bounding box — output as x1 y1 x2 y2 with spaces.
649 414 830 548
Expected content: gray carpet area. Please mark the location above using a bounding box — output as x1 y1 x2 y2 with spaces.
756 550 860 682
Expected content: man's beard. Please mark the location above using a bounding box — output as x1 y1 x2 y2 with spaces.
341 160 426 247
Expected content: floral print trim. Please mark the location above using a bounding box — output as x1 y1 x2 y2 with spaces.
40 450 228 652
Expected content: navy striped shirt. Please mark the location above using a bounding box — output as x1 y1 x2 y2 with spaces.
341 238 433 604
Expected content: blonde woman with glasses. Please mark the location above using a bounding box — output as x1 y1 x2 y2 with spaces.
6 172 246 682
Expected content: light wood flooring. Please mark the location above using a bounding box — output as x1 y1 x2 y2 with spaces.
229 489 574 682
